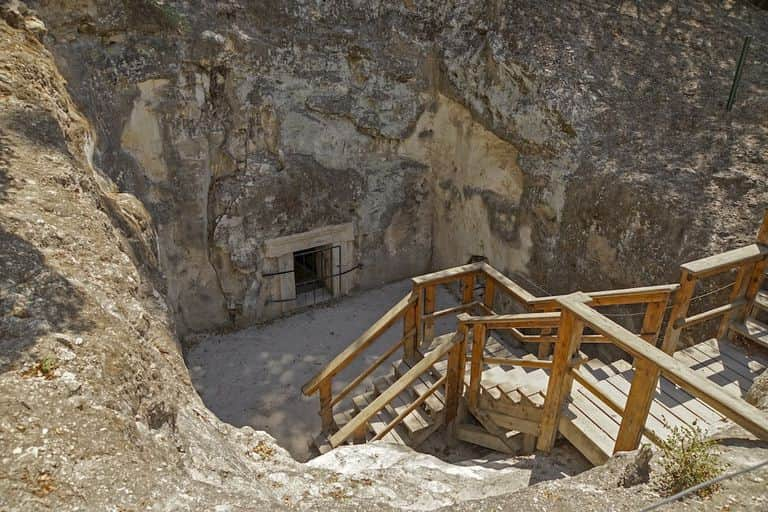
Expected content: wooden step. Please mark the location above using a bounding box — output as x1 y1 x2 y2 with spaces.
755 291 768 312
455 423 519 453
392 361 446 416
731 318 768 349
352 391 409 445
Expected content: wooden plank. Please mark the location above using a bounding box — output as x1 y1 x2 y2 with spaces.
483 277 496 311
730 318 768 350
673 348 754 395
454 423 516 454
331 337 405 407
678 299 747 330
468 324 487 409
484 410 540 435
462 274 476 304
411 263 484 287
537 302 586 452
483 357 552 369
374 375 447 441
558 296 768 441
479 262 537 304
422 301 478 321
403 300 417 360
528 284 679 310
457 311 562 329
330 333 459 447
303 291 415 394
422 285 436 345
693 338 767 375
717 264 753 338
614 299 668 451
660 270 697 354
758 209 768 245
680 243 768 278
319 379 336 432
444 338 464 423
559 402 611 465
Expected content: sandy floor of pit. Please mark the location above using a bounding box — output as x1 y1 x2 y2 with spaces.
185 279 590 481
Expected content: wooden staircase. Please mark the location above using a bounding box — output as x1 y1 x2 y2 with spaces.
303 211 768 464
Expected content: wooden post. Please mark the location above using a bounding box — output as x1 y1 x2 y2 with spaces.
757 208 768 245
537 328 553 359
468 323 486 409
319 379 336 433
423 285 436 345
403 299 418 361
537 307 585 452
614 300 667 452
462 273 475 304
733 259 768 326
483 277 495 311
717 262 753 339
444 332 466 423
660 270 697 354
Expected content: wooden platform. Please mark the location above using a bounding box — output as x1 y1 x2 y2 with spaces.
456 335 768 465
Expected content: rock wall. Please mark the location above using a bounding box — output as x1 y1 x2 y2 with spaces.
26 0 768 338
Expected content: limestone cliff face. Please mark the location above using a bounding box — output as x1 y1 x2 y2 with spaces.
27 0 768 334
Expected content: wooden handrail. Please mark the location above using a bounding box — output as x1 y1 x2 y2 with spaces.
302 291 416 395
478 262 537 304
557 294 768 441
680 243 768 279
457 311 561 328
371 374 448 441
421 301 480 321
411 262 484 287
674 299 747 329
528 284 678 310
329 332 463 447
330 336 406 407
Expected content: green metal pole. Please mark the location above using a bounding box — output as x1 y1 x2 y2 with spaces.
726 36 751 112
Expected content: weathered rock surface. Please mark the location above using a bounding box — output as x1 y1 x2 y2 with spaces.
2 1 768 511
20 0 768 335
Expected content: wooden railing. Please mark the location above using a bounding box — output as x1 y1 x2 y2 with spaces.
303 210 768 455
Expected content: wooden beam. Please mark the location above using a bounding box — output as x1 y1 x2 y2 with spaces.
528 285 679 311
717 264 753 339
457 311 562 329
558 296 768 441
660 270 696 354
483 277 496 311
303 291 415 395
422 285 436 345
444 334 465 423
462 273 476 304
674 299 747 330
331 337 405 407
478 262 537 304
372 374 447 441
484 357 552 369
319 379 336 433
468 323 487 409
421 301 478 321
537 296 587 452
403 300 417 360
680 243 768 279
757 208 768 245
330 333 459 447
411 263 484 287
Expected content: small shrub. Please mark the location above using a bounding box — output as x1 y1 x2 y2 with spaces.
657 424 726 498
39 355 58 376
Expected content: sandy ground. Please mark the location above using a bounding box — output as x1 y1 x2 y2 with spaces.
186 279 591 484
186 279 462 461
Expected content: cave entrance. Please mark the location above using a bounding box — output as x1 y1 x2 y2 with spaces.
293 245 339 307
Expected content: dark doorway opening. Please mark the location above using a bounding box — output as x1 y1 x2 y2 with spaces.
293 245 338 306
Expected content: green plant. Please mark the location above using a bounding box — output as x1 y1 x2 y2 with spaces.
657 424 726 498
39 355 58 376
